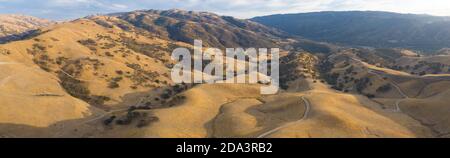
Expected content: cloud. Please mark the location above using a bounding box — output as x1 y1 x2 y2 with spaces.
0 0 449 20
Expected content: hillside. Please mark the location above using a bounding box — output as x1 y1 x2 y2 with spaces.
107 9 285 48
64 80 433 138
319 50 450 137
0 9 449 138
252 11 450 53
0 14 192 137
0 15 54 43
106 9 341 54
0 9 300 137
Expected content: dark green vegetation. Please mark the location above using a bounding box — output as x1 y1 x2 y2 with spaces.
103 109 159 128
377 84 392 93
279 52 318 89
59 71 111 108
252 11 450 53
58 58 111 108
28 43 53 72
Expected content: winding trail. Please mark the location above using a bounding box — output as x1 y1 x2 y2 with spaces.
59 70 102 83
349 57 450 137
53 99 145 137
349 57 409 112
257 96 311 138
81 98 145 124
0 62 17 65
52 108 131 137
368 70 409 112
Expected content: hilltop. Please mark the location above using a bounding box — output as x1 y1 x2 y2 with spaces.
0 14 54 43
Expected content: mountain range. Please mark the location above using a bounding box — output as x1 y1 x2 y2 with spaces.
0 10 450 138
252 11 450 53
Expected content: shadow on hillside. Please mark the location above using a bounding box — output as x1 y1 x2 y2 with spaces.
0 106 100 138
0 84 192 138
204 92 307 138
0 29 44 44
384 72 450 98
353 94 435 138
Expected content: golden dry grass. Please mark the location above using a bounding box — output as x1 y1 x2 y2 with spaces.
265 81 431 138
0 61 92 126
0 15 448 138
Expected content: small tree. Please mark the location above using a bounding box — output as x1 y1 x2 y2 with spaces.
103 116 116 126
108 82 120 89
376 84 392 93
365 94 375 99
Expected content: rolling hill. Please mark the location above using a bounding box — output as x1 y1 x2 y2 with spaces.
0 9 300 137
0 9 450 138
318 50 450 137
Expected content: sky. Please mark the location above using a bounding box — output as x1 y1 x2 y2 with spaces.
1 0 450 20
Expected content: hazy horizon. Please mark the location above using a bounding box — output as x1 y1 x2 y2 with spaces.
2 9 450 22
0 0 450 20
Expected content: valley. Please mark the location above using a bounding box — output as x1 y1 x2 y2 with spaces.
0 9 449 138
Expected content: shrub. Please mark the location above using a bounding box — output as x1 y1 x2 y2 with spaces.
136 119 150 128
103 116 116 126
108 77 123 89
32 43 46 51
137 116 159 128
78 39 98 51
121 37 167 62
173 84 187 93
280 84 289 90
345 66 354 74
78 39 97 46
324 73 339 85
105 52 114 57
60 76 91 101
50 37 59 41
365 94 375 98
376 84 392 93
89 95 111 106
356 77 370 93
332 86 343 91
161 93 171 100
56 57 68 65
108 82 120 89
115 111 138 125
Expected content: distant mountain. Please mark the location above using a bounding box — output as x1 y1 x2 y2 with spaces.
252 11 450 53
0 15 54 43
105 9 286 48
